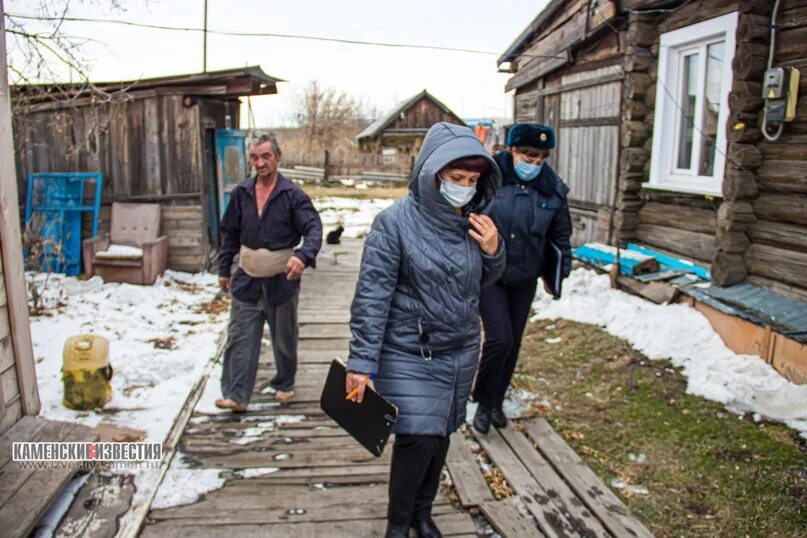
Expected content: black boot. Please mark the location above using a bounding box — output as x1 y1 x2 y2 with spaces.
473 405 492 434
384 522 409 538
411 515 442 538
491 407 507 429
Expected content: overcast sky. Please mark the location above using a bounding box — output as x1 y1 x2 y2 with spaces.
5 0 549 127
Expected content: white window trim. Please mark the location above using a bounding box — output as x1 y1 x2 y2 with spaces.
647 11 738 197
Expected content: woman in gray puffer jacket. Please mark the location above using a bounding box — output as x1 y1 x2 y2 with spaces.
345 122 505 538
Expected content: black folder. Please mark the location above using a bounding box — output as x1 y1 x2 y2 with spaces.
320 359 398 457
541 240 564 299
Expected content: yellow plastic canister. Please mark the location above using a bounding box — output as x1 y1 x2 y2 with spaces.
62 334 112 410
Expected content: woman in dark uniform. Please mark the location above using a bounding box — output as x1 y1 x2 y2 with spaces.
472 123 573 434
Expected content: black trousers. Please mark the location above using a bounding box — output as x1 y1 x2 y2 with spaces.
474 280 538 410
387 434 450 527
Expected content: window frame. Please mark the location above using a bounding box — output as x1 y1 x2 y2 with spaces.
647 11 738 196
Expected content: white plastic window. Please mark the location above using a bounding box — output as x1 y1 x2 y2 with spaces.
648 12 738 196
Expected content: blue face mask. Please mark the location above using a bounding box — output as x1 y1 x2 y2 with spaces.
439 178 476 208
514 160 543 181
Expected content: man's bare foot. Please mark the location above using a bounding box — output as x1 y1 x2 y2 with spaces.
275 390 295 402
215 398 247 412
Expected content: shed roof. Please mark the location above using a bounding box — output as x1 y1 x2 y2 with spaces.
356 89 463 141
12 65 284 105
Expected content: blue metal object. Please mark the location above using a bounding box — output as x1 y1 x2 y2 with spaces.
626 243 711 280
572 244 649 276
24 173 102 276
215 130 248 216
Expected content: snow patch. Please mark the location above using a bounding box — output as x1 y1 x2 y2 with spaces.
152 454 224 509
531 268 807 437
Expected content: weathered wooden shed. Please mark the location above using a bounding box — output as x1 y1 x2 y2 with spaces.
499 0 807 302
12 66 282 272
357 89 465 158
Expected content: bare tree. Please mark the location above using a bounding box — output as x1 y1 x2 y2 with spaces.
4 0 132 112
295 81 364 152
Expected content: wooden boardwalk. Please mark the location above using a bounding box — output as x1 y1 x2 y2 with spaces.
142 238 652 538
0 417 99 538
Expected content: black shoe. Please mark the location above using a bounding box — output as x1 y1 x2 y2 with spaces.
491 407 507 429
384 522 409 538
411 516 442 538
473 406 492 434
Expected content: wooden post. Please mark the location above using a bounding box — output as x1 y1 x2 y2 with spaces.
0 0 41 415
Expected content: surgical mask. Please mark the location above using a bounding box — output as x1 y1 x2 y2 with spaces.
439 178 476 208
514 160 543 181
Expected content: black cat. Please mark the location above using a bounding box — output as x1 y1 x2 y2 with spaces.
326 225 344 245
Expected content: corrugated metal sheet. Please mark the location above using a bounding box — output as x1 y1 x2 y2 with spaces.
686 284 807 344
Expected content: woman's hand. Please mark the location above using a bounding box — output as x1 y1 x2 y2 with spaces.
468 213 499 256
346 372 370 403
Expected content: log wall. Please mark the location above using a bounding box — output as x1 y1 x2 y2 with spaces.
740 0 807 300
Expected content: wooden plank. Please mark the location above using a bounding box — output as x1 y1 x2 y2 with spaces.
0 415 46 468
218 463 390 485
0 2 40 416
0 420 76 509
187 445 385 469
476 429 580 538
0 423 99 538
298 323 352 339
497 426 610 538
0 364 18 406
154 482 390 513
0 399 21 436
54 473 135 538
150 501 458 526
523 419 654 538
143 511 475 537
480 500 546 538
445 432 494 507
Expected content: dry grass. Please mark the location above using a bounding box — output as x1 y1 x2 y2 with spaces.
514 318 807 538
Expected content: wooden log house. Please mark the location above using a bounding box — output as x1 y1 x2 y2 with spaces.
498 0 807 304
12 66 282 272
357 89 465 162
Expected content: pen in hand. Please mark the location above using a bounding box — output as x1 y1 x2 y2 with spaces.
345 373 376 403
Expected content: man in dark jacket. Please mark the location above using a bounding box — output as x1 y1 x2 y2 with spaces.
216 131 322 411
473 123 573 433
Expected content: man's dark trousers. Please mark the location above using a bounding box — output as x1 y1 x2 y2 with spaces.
221 287 298 407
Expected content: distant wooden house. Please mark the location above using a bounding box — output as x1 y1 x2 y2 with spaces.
499 0 807 303
12 66 282 272
357 90 465 160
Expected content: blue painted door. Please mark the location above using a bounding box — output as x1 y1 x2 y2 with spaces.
215 130 249 216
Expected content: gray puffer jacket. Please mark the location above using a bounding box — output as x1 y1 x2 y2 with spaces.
346 122 506 436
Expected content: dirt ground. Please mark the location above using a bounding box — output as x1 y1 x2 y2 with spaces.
513 318 807 538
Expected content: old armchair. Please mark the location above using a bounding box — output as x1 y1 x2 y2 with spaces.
82 202 168 285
